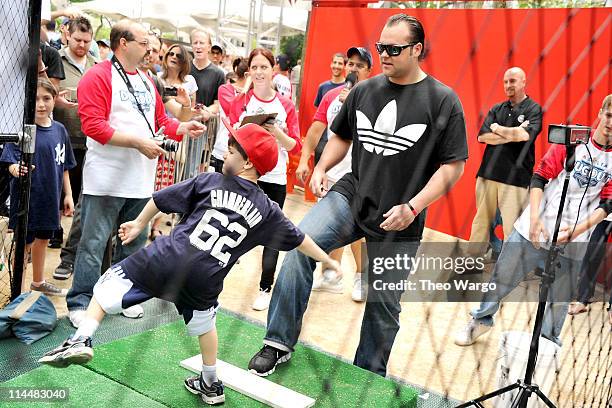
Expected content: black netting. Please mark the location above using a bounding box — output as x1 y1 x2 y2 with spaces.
0 1 30 308
0 2 610 408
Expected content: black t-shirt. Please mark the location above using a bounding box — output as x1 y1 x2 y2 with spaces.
119 173 305 310
40 43 65 81
330 74 468 241
476 97 543 187
191 62 226 106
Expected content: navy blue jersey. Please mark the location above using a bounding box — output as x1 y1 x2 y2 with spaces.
1 121 76 230
119 172 305 310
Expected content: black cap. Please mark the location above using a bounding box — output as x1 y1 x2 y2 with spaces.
275 54 290 71
96 39 110 48
211 44 223 53
347 47 372 68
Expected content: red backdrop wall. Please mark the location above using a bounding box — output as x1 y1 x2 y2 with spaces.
297 5 611 240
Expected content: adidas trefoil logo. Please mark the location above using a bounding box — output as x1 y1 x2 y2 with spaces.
357 100 427 156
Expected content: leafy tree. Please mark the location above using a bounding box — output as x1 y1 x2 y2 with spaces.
280 33 304 66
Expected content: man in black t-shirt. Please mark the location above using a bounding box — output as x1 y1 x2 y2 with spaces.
467 67 542 258
190 29 225 119
249 14 468 377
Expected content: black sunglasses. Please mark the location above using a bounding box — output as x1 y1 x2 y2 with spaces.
375 42 419 57
167 51 185 61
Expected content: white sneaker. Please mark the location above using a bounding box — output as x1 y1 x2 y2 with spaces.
454 318 492 346
69 310 86 328
312 269 343 294
121 304 144 319
252 289 272 311
351 275 366 302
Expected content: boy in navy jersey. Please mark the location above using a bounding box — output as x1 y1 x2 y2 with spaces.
39 121 341 405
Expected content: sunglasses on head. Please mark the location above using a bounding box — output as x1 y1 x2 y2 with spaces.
375 42 419 57
167 51 184 61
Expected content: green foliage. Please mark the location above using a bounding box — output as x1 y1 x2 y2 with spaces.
95 26 111 41
280 33 304 66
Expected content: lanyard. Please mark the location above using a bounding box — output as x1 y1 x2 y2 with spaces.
111 55 157 138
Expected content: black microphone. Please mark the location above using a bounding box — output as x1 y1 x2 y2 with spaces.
345 72 358 90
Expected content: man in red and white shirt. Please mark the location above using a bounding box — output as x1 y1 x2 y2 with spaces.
456 94 612 347
296 46 372 302
66 20 205 327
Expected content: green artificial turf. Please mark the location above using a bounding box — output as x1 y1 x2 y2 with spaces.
3 310 420 407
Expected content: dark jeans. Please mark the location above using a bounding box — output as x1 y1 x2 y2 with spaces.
263 191 420 376
58 195 112 272
577 220 612 305
69 149 86 205
489 208 503 256
50 149 87 245
257 180 287 291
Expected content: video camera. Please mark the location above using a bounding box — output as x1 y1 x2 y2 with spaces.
548 124 590 146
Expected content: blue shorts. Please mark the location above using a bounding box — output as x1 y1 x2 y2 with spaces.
24 229 55 244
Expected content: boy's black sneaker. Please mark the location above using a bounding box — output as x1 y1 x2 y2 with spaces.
184 374 225 405
38 336 93 368
248 345 291 377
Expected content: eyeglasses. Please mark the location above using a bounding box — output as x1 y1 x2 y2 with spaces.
128 38 149 47
167 51 184 61
375 42 419 57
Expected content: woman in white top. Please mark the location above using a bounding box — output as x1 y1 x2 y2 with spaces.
210 58 249 172
229 48 302 311
150 44 199 240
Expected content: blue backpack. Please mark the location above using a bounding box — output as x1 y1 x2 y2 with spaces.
0 292 57 344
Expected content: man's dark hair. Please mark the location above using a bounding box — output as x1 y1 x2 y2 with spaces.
385 14 427 61
228 138 260 177
110 21 136 51
333 52 348 64
68 16 93 35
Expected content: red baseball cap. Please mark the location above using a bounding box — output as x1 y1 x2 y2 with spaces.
221 117 278 175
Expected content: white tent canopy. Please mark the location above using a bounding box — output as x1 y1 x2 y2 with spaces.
70 0 309 54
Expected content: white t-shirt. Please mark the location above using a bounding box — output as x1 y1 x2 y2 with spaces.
514 138 611 258
273 74 292 99
157 72 199 96
77 60 181 198
212 83 238 161
229 90 301 185
313 86 352 183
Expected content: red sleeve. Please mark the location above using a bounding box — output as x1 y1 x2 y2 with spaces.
218 84 236 115
229 92 248 125
313 92 332 124
601 180 612 200
150 76 180 141
278 93 301 155
534 144 567 180
77 61 114 144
